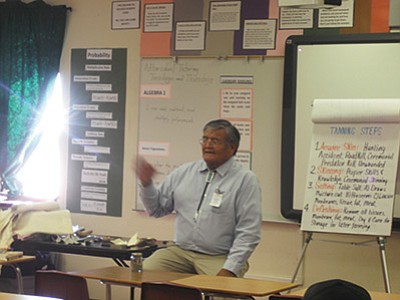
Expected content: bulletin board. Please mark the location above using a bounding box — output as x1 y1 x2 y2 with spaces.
136 56 286 222
140 0 390 58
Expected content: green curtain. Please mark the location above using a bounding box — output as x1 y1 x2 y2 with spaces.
0 0 68 197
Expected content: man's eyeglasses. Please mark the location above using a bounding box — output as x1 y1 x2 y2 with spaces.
199 137 226 146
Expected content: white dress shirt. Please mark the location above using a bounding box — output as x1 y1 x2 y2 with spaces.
140 157 262 276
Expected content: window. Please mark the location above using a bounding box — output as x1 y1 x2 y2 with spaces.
16 74 66 199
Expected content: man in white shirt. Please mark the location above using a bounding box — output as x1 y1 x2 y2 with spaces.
134 119 262 277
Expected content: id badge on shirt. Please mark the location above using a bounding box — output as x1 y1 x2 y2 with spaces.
210 189 223 207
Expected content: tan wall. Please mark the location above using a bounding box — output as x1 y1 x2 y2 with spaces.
41 1 400 299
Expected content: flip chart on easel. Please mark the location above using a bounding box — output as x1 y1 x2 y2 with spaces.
300 99 400 236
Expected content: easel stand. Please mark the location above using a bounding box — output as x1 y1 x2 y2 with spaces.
377 236 391 293
291 232 391 293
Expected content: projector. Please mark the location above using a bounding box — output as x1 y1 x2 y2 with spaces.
278 0 342 9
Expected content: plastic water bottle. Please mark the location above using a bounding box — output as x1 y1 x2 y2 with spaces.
130 253 143 272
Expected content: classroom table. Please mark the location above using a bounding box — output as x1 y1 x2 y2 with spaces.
288 288 400 300
70 266 192 300
11 236 163 267
0 293 61 300
171 274 299 298
357 291 400 300
70 266 299 300
0 256 36 294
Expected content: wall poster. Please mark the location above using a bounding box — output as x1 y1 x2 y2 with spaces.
67 48 127 216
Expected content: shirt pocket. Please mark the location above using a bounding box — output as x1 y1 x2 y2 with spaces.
208 193 231 215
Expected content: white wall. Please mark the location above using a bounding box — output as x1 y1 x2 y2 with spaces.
43 1 400 299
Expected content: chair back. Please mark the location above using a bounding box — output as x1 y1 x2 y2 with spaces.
141 282 205 300
35 270 90 300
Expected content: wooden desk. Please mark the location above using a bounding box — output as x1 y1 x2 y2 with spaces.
365 292 400 300
172 275 299 298
70 266 192 285
71 266 299 300
289 288 400 300
70 266 193 300
0 256 36 294
0 293 61 300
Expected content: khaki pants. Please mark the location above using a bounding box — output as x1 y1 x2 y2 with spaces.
143 244 248 277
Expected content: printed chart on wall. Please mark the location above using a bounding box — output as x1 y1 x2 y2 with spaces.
140 0 371 58
135 57 283 217
67 48 127 216
301 99 400 236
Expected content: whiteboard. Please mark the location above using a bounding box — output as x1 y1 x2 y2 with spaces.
137 57 287 222
281 33 400 229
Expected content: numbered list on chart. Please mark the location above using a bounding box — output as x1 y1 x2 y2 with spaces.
301 124 399 236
